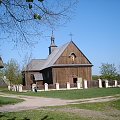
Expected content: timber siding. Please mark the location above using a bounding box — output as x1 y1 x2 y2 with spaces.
52 67 92 84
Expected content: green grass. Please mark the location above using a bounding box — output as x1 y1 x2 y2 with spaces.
1 88 120 100
0 87 8 92
12 88 120 99
0 100 120 120
64 99 120 111
0 96 24 106
0 109 89 120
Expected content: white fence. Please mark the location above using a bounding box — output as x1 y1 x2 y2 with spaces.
8 79 120 92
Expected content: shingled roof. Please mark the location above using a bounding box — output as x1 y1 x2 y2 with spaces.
40 41 92 70
24 41 92 71
40 42 70 70
23 59 46 71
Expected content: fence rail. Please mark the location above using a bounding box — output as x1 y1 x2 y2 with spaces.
87 80 99 88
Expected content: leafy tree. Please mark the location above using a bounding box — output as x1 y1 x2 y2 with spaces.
100 63 118 80
92 75 100 80
0 0 78 46
3 59 22 84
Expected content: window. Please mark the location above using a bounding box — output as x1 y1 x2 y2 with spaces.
69 52 76 63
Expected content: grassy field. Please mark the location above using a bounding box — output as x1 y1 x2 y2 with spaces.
66 99 120 111
0 87 120 120
0 87 120 99
0 96 24 106
3 87 120 100
0 109 89 120
0 99 120 120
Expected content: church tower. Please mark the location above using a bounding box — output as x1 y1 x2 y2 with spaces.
49 31 57 55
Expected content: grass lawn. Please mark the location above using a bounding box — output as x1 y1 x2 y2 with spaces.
0 109 89 120
66 99 120 111
0 99 120 120
0 96 24 106
4 87 120 100
0 87 120 120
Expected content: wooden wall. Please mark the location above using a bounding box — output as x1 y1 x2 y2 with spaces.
23 71 43 86
52 67 92 84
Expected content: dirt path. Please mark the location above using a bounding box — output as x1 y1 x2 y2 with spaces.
0 92 119 112
0 92 120 120
0 92 72 112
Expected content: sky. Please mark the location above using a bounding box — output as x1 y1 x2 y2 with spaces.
0 0 120 75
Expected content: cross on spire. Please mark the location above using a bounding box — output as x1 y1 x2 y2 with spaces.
69 33 73 41
51 30 55 45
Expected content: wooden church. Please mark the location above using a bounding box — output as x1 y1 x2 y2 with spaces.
22 33 93 88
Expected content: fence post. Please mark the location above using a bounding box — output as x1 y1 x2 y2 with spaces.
8 85 11 91
84 80 88 89
32 84 36 92
114 80 117 87
67 82 70 89
77 81 80 89
19 84 23 92
56 83 59 90
98 79 102 88
78 77 83 88
13 85 16 91
44 83 48 91
16 85 19 91
105 80 108 88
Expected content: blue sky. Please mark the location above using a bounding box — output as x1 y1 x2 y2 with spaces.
0 0 120 75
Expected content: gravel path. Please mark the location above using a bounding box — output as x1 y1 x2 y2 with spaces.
0 92 120 120
0 92 119 112
0 92 72 112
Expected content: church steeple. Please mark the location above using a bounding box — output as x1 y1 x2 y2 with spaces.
49 31 57 55
50 31 55 46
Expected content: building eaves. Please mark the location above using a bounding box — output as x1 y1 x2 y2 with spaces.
52 64 93 67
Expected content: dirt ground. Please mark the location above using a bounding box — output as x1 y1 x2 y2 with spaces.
0 92 120 120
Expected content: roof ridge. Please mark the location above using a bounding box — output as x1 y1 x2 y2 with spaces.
40 42 70 70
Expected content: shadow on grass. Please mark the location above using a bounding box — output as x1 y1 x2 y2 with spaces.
0 112 53 120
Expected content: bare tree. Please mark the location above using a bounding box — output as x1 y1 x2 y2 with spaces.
0 0 78 47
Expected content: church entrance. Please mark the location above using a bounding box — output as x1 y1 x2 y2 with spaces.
72 78 77 87
73 78 77 83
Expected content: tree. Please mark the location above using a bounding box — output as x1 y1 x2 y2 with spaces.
0 0 78 46
3 59 22 84
100 63 118 80
92 75 100 80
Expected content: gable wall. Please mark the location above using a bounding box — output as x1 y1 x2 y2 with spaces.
55 42 91 64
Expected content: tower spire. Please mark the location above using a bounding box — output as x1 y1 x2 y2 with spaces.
49 31 57 55
69 33 73 41
51 30 55 45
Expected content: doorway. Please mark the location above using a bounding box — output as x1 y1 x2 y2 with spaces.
73 78 77 83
